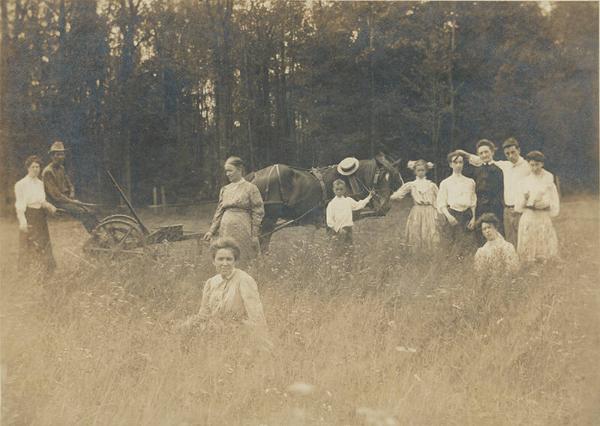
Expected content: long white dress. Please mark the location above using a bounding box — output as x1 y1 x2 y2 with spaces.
514 170 560 262
391 178 441 253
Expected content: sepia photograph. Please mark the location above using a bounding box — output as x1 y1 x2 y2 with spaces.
0 0 598 424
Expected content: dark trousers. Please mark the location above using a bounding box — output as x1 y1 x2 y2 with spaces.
330 226 354 272
444 208 476 259
19 208 56 273
54 201 99 233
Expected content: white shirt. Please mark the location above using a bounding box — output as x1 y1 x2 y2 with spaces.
514 170 559 217
474 236 519 277
436 174 477 213
468 155 531 206
14 175 48 227
326 195 371 232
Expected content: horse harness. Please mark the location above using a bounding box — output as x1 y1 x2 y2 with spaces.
257 161 386 239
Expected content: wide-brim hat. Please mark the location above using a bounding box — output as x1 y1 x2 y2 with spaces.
48 141 67 154
337 157 360 176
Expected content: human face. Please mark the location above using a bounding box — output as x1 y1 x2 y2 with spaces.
27 162 41 178
213 248 237 277
481 222 498 241
529 160 544 175
449 155 464 174
504 146 520 164
477 145 494 163
414 165 427 179
224 163 242 183
333 184 346 197
51 152 65 165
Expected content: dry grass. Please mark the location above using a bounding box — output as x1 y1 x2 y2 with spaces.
1 196 599 425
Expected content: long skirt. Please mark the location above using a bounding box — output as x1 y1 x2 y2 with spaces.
219 209 258 263
19 207 56 272
517 209 558 262
405 204 440 254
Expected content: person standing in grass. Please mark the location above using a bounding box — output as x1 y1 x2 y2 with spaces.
390 159 440 255
474 213 519 280
204 156 265 264
436 151 477 259
326 179 373 272
180 238 270 347
455 140 504 244
15 155 58 273
456 137 535 247
514 151 560 263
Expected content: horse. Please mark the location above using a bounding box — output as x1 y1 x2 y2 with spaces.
246 153 403 251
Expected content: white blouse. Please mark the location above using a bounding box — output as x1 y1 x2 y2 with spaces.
14 176 49 227
514 170 559 217
474 236 519 277
436 174 477 213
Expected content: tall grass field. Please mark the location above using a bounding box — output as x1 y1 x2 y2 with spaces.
1 196 599 425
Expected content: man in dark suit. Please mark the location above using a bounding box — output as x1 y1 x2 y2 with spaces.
463 139 505 245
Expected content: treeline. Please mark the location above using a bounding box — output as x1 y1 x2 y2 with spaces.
1 0 597 210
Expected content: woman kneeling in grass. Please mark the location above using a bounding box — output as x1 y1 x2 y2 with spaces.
180 238 269 343
474 213 519 280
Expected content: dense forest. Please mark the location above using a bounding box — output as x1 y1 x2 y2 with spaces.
0 0 597 211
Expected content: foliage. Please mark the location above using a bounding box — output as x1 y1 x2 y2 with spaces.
0 1 597 210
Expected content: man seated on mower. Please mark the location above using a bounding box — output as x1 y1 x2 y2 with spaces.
42 141 99 233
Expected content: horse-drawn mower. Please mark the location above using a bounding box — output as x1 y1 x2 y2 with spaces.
82 171 203 258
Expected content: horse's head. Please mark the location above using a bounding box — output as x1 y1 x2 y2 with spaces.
356 153 403 216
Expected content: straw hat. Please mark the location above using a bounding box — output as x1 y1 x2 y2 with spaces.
337 157 360 176
48 141 67 154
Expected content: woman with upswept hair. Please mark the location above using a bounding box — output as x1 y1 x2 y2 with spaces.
514 151 560 263
15 155 58 272
204 156 265 263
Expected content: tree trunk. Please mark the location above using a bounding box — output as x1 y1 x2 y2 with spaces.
368 3 376 157
0 0 12 214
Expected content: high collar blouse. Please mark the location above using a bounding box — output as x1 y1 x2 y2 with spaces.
14 175 48 226
196 268 268 331
391 177 438 206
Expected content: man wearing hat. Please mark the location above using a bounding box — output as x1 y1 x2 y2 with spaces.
42 141 99 233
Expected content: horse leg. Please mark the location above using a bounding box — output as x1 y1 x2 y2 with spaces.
259 216 278 254
259 203 286 254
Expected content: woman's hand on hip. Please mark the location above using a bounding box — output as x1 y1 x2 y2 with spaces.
203 231 213 241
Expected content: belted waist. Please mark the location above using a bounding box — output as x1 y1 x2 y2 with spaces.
225 207 250 213
525 205 550 211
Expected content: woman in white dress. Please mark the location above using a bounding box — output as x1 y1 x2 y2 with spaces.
14 155 57 272
474 213 519 279
204 157 265 263
391 160 440 254
514 151 560 263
